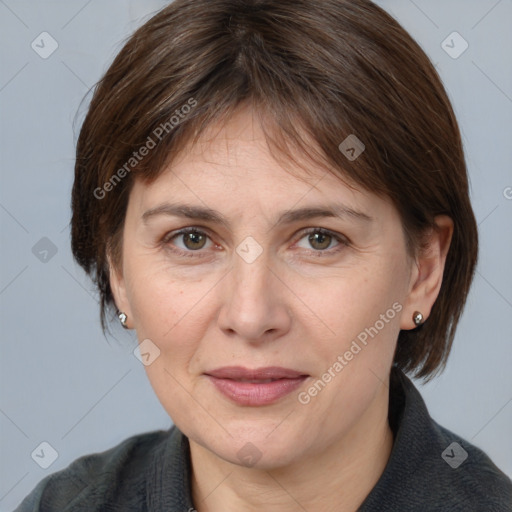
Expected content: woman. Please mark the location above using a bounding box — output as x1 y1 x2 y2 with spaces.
16 0 512 510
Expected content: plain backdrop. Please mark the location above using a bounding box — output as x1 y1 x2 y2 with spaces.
1 0 511 510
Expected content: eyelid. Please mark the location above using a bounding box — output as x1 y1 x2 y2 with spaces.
161 226 349 257
161 226 212 244
292 227 349 253
161 226 218 257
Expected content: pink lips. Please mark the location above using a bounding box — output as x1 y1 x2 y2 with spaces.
205 366 308 406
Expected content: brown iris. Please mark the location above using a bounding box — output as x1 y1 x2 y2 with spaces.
308 232 332 250
183 231 207 250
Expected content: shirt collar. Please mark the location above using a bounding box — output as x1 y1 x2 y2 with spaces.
358 366 436 509
146 423 195 511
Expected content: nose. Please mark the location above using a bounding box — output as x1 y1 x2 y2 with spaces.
217 251 292 343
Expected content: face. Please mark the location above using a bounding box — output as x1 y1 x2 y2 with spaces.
111 108 420 469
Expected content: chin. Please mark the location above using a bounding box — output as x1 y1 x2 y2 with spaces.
196 421 309 470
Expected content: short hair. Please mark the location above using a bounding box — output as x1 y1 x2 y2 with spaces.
71 0 478 380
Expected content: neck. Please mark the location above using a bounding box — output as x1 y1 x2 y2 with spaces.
189 382 393 512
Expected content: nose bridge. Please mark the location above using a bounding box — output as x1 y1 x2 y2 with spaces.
233 251 270 301
231 249 274 315
231 232 272 299
217 246 291 341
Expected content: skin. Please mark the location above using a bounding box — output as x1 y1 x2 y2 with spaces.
110 106 453 512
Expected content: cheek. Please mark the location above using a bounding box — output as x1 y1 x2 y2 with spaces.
294 265 405 430
307 260 406 343
123 261 215 424
296 256 408 413
122 256 225 393
124 255 214 339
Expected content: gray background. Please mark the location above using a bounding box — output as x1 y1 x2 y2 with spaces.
1 0 511 509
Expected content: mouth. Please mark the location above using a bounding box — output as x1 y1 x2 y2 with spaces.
205 366 309 406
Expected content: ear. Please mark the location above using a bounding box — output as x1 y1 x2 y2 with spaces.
401 215 453 330
107 253 133 329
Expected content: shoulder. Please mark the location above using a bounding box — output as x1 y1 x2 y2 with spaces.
400 371 512 509
360 369 512 512
398 371 512 511
14 428 173 512
429 421 512 510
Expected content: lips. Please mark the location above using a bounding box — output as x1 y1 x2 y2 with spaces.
206 366 306 380
205 366 308 406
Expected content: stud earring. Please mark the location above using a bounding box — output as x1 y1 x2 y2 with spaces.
412 311 424 326
118 312 129 329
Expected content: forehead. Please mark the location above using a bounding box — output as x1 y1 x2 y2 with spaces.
172 107 320 181
133 107 371 205
125 108 403 244
124 106 408 241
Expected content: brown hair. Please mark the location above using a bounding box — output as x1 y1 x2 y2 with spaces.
71 0 478 380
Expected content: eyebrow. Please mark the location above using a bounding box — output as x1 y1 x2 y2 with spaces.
141 202 373 227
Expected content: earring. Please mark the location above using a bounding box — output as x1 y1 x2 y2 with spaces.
118 312 129 329
412 311 424 326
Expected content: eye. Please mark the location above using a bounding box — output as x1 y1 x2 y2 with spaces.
163 228 213 252
295 228 347 253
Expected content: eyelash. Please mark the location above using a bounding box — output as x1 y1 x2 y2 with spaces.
295 227 349 256
161 227 349 258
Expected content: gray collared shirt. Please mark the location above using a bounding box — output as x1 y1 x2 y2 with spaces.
15 368 512 511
